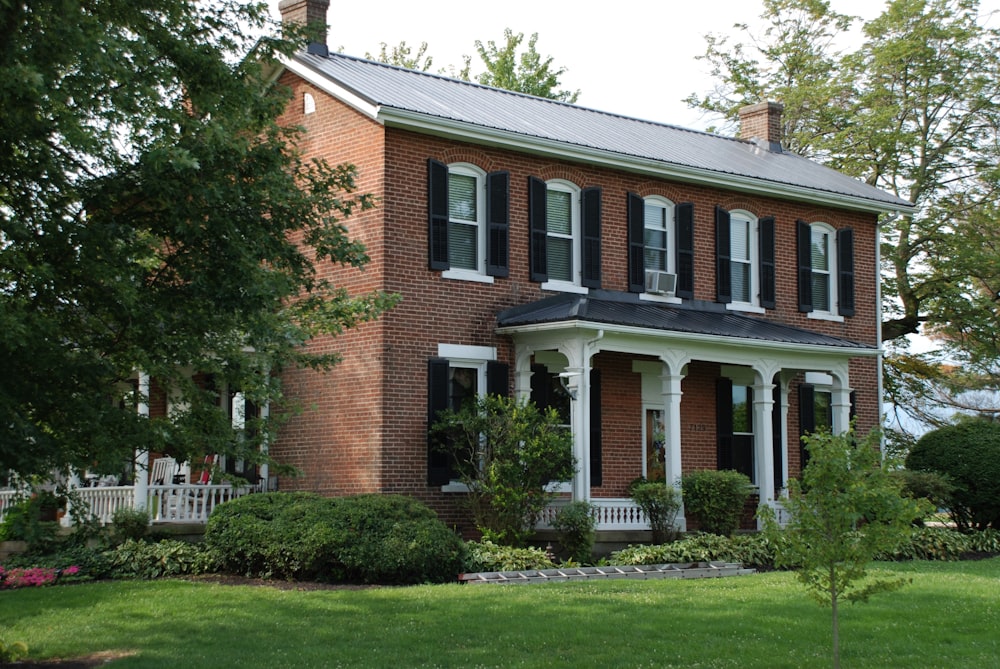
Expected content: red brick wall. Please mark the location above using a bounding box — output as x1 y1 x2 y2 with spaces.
266 71 884 532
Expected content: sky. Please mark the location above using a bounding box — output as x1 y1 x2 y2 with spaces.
270 0 999 133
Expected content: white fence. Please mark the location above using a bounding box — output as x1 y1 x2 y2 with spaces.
537 498 650 531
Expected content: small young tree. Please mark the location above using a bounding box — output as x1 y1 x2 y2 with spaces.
761 429 922 669
431 395 575 546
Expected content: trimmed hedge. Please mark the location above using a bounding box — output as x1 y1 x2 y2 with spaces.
204 492 466 584
611 527 1000 568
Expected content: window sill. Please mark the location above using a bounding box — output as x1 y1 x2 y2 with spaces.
440 481 470 493
441 270 495 284
541 281 588 295
639 293 682 305
725 303 766 315
807 311 845 323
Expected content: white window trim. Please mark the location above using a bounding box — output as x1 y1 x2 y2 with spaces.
540 179 583 292
437 344 496 493
727 209 759 310
806 222 845 322
643 195 674 274
443 162 489 281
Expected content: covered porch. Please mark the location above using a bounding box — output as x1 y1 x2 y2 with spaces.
498 292 875 533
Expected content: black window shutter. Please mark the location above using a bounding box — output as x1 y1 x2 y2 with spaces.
486 171 510 278
759 216 776 309
427 358 452 485
627 192 645 293
675 203 695 299
428 159 450 271
716 377 734 470
837 227 855 317
715 206 732 304
486 361 509 397
797 220 813 312
581 187 602 288
528 176 548 282
590 368 602 488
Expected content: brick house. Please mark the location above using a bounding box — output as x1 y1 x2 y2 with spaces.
264 0 913 535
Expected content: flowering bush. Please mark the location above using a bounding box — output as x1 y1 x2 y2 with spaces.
0 564 80 589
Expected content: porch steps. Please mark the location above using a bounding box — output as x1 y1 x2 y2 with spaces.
458 561 755 585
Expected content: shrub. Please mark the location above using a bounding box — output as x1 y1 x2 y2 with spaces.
681 470 753 535
0 496 61 554
629 480 681 544
611 532 779 569
431 395 575 547
550 501 596 563
463 540 556 572
106 539 211 579
2 543 112 581
111 506 150 544
205 492 465 584
906 420 1000 530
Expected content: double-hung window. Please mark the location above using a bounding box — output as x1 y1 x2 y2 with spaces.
644 197 672 274
716 207 775 311
529 177 601 291
446 165 484 274
797 221 855 318
427 159 509 281
426 345 508 486
546 182 577 284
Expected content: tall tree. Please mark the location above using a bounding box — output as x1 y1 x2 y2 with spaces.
688 0 1000 438
471 29 580 103
365 40 434 71
0 1 395 479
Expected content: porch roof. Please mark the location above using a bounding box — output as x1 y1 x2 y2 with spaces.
495 292 875 351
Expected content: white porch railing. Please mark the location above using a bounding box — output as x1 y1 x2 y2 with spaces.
537 498 650 531
1 483 259 526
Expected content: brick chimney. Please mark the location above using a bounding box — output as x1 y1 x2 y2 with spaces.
278 0 330 54
739 101 784 152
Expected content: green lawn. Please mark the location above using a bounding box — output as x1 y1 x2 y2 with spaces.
1 559 998 668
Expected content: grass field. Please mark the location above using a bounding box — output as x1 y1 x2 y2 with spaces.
1 558 998 668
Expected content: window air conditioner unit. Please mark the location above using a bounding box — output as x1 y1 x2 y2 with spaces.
645 270 677 295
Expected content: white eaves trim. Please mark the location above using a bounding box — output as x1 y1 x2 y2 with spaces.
495 319 880 359
282 57 383 121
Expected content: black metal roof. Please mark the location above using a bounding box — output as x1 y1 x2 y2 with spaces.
496 293 874 350
289 51 912 213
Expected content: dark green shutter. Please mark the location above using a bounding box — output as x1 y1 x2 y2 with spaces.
581 187 602 288
486 171 510 278
427 358 452 485
837 227 855 317
428 159 449 270
675 203 695 299
797 220 813 312
590 369 602 488
627 193 645 293
528 177 548 282
486 361 509 397
759 216 776 309
715 206 732 304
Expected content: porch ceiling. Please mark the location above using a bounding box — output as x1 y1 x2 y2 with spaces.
495 292 874 351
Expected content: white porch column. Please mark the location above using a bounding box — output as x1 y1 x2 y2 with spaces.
134 372 150 512
259 399 270 490
778 373 792 494
752 368 777 528
513 346 534 402
659 365 686 531
563 365 588 502
831 380 853 435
